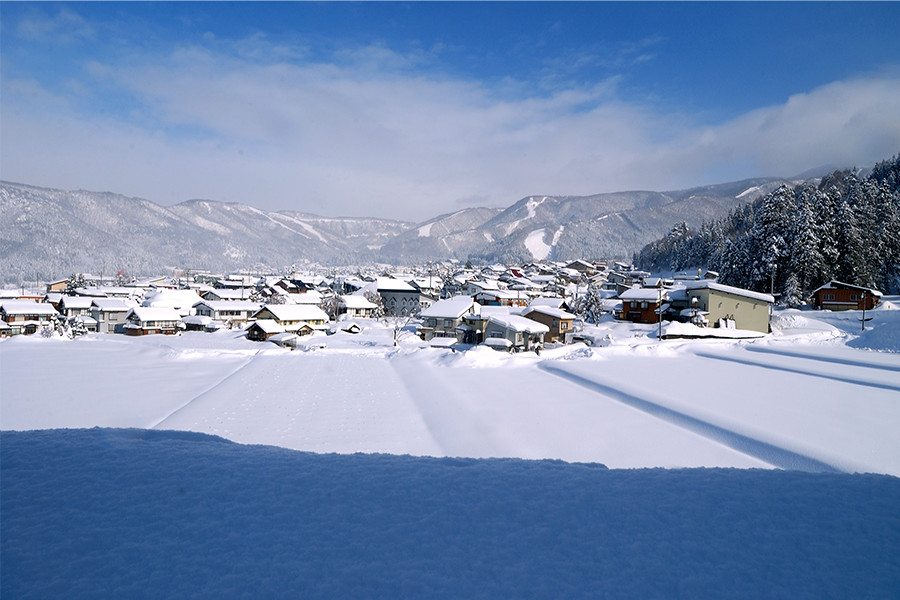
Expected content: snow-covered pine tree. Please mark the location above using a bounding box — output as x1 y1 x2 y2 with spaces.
788 185 824 300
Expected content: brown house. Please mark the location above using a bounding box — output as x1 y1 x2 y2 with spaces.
522 306 576 343
811 281 882 311
618 287 667 324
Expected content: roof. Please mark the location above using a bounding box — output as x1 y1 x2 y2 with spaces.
528 297 566 309
92 298 130 311
249 319 285 334
340 295 377 310
0 300 60 316
255 303 329 322
810 280 883 297
420 297 477 319
684 281 775 304
60 296 94 309
375 277 417 293
487 314 549 334
523 306 576 320
141 289 201 308
619 287 665 301
194 300 262 312
126 307 183 322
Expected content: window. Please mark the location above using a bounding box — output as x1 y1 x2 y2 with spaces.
640 302 648 309
850 294 860 301
824 293 835 301
560 321 568 330
443 319 453 328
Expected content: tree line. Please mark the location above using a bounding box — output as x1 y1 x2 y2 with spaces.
635 155 900 303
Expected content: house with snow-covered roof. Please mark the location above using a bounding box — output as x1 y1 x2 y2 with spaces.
682 281 774 333
193 300 261 325
251 304 329 331
339 295 379 319
0 300 60 335
811 281 882 312
618 286 668 324
483 314 549 352
473 289 529 308
418 297 480 342
58 296 94 319
141 289 201 316
124 307 183 336
91 299 131 334
522 305 576 344
370 277 429 317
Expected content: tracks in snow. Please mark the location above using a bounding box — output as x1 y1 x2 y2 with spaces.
150 350 262 430
693 348 900 393
538 362 842 473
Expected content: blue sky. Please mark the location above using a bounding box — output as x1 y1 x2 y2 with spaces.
2 2 899 220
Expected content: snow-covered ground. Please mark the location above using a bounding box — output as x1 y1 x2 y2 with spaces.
2 302 899 473
2 302 899 597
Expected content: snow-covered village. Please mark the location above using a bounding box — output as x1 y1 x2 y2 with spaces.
3 2 900 598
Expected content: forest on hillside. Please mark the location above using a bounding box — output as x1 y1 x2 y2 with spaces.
635 155 900 302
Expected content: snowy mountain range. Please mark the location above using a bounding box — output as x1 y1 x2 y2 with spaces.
0 177 798 283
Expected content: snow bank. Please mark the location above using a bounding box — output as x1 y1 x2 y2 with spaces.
3 428 898 600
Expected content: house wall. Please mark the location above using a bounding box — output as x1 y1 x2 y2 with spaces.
814 288 879 311
91 309 127 334
483 321 521 346
524 312 572 343
690 289 770 333
421 316 463 341
619 300 660 324
380 291 423 317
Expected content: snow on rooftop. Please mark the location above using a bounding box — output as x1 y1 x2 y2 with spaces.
0 300 60 315
487 313 549 334
524 306 576 320
684 280 775 303
420 296 477 319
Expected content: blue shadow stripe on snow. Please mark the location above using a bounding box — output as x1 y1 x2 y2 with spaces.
694 350 900 393
539 362 841 473
2 428 899 600
745 345 900 373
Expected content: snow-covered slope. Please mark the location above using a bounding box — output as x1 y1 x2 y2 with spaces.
1 176 799 283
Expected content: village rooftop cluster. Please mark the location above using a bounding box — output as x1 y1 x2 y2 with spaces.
0 259 884 351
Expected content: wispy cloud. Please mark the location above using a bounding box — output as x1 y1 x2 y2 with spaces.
2 27 898 221
14 7 95 44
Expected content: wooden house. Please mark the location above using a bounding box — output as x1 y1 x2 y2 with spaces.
618 287 667 324
522 306 576 344
0 300 60 335
811 281 882 311
124 307 183 336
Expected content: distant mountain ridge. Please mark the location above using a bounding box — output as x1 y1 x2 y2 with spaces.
0 176 800 284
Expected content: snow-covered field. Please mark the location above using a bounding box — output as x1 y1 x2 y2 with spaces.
3 303 899 473
3 303 899 597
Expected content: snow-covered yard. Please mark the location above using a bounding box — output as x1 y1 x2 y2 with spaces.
2 302 899 598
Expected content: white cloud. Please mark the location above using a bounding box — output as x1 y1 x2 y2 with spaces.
2 36 898 222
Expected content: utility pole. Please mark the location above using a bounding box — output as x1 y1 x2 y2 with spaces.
657 280 663 341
